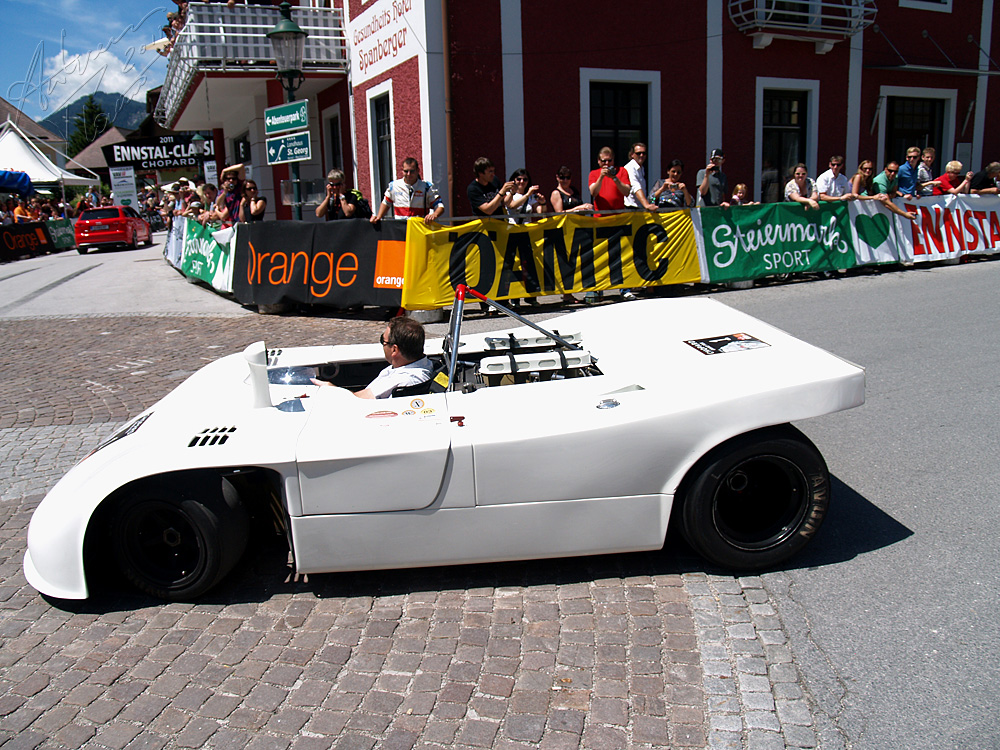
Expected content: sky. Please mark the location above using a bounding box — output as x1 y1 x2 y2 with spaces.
3 0 171 125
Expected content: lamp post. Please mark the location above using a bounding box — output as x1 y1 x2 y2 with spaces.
267 2 308 220
190 132 209 184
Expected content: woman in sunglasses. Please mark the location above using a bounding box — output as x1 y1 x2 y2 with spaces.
239 181 267 222
549 166 593 214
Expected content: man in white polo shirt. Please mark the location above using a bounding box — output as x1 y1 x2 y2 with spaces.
816 155 857 203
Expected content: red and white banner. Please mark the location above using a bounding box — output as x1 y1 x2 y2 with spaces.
891 195 1000 263
849 195 1000 264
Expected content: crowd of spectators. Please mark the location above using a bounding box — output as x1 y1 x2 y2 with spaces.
1 196 77 224
123 163 267 231
456 145 1000 223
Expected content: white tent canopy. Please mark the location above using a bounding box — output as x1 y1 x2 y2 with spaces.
0 118 99 187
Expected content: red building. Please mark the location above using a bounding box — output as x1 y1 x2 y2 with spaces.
157 0 998 218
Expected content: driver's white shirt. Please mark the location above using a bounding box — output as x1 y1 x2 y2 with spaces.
368 357 434 398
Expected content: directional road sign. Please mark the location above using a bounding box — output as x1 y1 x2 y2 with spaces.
266 132 311 166
264 100 310 136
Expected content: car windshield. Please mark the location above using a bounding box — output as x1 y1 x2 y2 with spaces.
81 209 120 220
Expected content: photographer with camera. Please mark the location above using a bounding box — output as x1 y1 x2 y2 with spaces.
696 148 730 208
315 169 358 221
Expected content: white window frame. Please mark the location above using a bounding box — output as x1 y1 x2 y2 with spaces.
578 68 661 186
365 79 395 204
877 85 957 167
754 77 820 202
320 101 342 175
898 0 952 12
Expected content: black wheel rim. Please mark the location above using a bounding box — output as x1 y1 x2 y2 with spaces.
120 501 207 590
712 454 809 551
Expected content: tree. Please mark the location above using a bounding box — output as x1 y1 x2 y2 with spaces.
67 95 111 157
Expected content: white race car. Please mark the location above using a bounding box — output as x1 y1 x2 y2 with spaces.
24 287 865 601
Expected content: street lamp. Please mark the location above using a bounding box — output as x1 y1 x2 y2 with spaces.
267 2 308 220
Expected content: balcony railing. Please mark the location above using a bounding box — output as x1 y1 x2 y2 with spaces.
155 3 347 128
729 0 877 38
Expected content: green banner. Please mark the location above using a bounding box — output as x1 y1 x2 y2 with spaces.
699 202 856 282
47 218 75 249
181 219 229 288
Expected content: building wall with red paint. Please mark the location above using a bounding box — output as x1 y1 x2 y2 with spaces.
337 0 997 215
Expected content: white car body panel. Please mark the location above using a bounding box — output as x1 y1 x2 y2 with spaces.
24 298 865 600
295 388 453 515
290 495 670 574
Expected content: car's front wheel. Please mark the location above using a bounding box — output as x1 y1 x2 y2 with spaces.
112 474 248 600
680 426 828 570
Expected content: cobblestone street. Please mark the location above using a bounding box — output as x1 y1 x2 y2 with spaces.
0 313 814 749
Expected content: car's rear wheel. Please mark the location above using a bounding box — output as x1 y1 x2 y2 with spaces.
77 246 88 254
680 426 828 570
127 230 137 250
112 474 248 600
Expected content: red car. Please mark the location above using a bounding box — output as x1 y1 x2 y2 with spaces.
75 206 153 253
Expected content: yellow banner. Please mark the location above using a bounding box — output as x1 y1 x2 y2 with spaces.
402 211 702 309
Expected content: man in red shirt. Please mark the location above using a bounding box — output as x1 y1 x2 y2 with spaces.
588 146 630 213
585 147 631 303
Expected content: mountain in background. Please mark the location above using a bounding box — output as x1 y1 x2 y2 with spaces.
39 92 146 138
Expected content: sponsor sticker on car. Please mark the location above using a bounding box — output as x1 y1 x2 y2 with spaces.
685 333 770 355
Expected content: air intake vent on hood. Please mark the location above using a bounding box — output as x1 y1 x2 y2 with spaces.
188 427 237 447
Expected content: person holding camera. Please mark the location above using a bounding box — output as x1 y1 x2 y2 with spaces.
315 169 358 220
588 146 630 214
696 148 729 208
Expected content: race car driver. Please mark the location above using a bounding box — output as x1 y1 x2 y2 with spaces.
313 316 433 399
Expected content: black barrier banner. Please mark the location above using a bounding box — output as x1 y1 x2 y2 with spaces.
1 221 55 262
233 219 406 308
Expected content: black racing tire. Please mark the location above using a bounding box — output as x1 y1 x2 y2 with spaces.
112 474 248 600
679 425 829 570
127 230 138 250
77 246 88 254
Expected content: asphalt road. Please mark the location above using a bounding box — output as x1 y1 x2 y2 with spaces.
0 233 250 319
711 260 1000 750
3 236 998 749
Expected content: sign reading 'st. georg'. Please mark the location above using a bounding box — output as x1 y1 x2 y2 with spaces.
348 0 426 86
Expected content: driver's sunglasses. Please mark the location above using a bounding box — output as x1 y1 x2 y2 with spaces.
379 333 394 346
